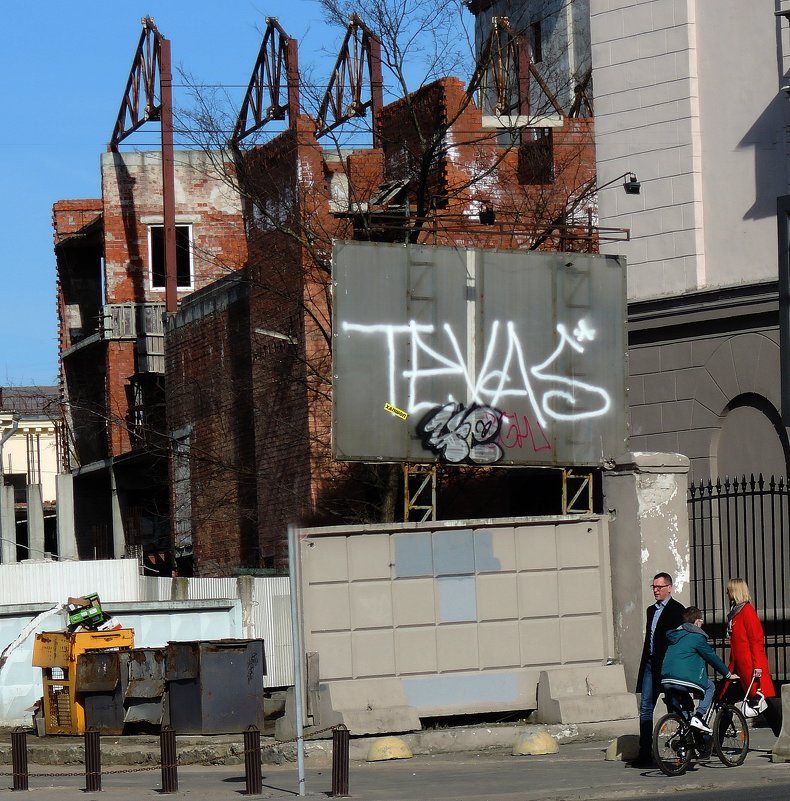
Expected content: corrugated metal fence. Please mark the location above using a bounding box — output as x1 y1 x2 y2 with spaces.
0 560 293 687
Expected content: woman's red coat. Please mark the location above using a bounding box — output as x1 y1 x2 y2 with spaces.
728 602 776 698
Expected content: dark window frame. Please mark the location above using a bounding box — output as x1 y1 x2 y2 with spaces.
149 224 193 290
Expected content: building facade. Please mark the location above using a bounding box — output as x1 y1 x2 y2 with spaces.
54 151 248 566
0 386 61 562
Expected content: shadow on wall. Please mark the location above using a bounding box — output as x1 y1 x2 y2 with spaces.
740 94 788 221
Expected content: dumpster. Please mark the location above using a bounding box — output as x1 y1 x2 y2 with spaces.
78 647 168 735
31 629 135 735
166 639 266 734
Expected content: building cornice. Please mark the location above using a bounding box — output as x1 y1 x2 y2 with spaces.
628 282 779 342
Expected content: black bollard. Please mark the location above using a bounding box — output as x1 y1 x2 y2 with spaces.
11 728 28 791
244 725 262 795
84 727 102 792
160 725 178 793
331 724 349 797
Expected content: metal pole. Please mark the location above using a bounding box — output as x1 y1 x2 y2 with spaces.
160 725 178 793
84 727 102 792
159 34 178 314
11 728 28 791
244 725 262 795
288 524 306 796
331 725 350 797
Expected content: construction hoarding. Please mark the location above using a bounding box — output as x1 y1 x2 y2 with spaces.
332 241 628 467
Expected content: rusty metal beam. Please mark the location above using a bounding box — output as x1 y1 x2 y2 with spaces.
159 35 178 314
109 18 164 151
231 18 300 144
315 15 384 146
108 17 178 314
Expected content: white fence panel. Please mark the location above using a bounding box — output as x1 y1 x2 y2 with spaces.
252 577 293 687
0 560 140 605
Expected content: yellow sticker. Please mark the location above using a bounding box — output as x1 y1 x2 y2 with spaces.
384 403 408 420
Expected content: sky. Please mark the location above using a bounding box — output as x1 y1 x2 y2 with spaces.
0 0 367 388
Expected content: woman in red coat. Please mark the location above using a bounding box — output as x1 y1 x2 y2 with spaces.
726 577 782 736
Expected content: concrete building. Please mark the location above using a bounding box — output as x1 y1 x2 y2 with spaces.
0 386 62 562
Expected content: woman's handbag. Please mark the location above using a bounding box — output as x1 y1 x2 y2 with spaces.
735 676 768 718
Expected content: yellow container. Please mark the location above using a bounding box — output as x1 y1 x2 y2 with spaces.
32 630 134 735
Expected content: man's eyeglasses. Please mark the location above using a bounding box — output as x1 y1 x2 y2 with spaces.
651 584 670 590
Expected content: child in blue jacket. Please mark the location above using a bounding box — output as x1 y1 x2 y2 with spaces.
660 606 738 732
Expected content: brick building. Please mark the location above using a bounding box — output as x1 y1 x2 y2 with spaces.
54 150 247 565
165 76 597 573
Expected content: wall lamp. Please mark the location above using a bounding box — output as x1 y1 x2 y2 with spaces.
595 171 641 196
622 174 641 195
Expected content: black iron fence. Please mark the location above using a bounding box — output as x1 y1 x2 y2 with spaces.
688 473 790 682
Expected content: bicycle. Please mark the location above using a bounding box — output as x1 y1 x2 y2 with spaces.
652 678 749 776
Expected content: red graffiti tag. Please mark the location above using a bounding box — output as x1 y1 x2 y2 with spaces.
498 411 552 452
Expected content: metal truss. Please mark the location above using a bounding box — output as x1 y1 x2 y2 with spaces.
403 463 437 522
562 468 594 514
109 17 171 150
231 17 300 144
314 14 384 146
108 17 178 313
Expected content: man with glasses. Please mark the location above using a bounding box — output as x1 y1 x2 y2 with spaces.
630 572 685 767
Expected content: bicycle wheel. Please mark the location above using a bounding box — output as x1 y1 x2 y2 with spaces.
653 712 693 776
713 704 749 766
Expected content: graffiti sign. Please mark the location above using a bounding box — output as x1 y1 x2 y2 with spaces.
332 241 627 466
418 402 503 464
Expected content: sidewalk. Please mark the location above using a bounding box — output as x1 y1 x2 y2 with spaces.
0 726 786 801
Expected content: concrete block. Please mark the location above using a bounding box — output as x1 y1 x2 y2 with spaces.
605 734 640 761
553 693 637 724
512 729 559 756
535 665 639 724
275 680 421 741
771 684 790 762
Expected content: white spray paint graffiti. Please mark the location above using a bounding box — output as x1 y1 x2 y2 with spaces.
340 317 612 429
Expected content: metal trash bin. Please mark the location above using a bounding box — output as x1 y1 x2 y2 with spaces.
166 639 266 734
78 648 169 735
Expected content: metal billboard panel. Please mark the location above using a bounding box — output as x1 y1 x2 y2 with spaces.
332 241 628 467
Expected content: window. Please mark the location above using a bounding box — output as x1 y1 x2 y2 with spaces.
148 224 193 290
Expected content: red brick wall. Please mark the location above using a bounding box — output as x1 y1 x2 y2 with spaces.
165 276 256 575
99 150 249 458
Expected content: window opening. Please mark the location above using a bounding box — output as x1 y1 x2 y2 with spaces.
149 225 192 290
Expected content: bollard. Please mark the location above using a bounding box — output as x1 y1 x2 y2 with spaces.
84 727 102 792
11 728 28 791
244 725 263 795
331 724 349 797
160 725 178 793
